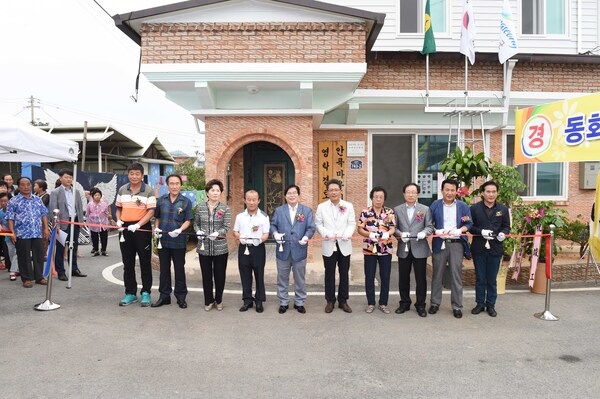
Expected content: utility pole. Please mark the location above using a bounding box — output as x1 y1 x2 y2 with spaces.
25 95 40 125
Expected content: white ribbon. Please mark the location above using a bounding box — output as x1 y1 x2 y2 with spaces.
441 241 446 250
244 245 250 255
278 242 284 252
485 240 490 250
200 241 205 251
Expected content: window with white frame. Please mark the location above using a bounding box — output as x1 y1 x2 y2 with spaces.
398 0 447 34
521 0 566 35
505 133 566 198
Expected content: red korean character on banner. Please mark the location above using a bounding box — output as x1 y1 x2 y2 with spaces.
522 114 553 158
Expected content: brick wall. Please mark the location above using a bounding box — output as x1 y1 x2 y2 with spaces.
140 22 367 64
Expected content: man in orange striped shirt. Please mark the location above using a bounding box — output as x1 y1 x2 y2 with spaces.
115 163 156 307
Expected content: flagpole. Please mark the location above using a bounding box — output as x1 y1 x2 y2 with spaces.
464 55 469 107
425 54 430 107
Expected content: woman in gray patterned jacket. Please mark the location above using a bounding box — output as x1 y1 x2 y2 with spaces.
194 179 231 311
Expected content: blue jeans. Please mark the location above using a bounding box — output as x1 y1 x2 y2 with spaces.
364 254 392 306
473 253 502 308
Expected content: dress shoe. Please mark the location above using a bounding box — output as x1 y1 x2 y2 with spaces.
177 300 188 309
72 270 87 277
278 305 289 314
151 297 171 307
36 278 48 285
255 302 264 313
22 280 33 288
453 309 463 319
325 302 334 313
471 305 485 315
428 305 439 314
57 273 68 281
487 306 497 317
394 306 409 314
294 304 306 314
239 303 253 312
339 303 352 313
416 308 427 317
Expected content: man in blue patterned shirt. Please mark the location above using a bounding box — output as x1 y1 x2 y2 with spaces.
7 177 50 288
151 174 194 309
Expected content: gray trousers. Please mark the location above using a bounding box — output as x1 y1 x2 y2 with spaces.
431 241 464 310
276 257 307 306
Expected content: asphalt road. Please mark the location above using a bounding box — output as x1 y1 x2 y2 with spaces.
2 235 600 398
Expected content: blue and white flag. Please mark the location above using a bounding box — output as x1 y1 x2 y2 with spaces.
499 0 519 64
459 0 476 65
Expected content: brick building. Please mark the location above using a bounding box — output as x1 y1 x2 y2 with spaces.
114 0 600 223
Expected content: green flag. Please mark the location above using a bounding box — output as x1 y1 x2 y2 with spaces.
421 0 436 55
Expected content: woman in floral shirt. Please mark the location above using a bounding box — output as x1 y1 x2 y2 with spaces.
357 186 396 314
86 187 114 256
194 179 231 311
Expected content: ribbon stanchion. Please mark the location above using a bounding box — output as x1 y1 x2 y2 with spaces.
534 224 559 321
35 211 60 311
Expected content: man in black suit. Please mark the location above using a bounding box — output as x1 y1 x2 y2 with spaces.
469 181 510 317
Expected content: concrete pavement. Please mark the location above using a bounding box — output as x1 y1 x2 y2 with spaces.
2 235 600 398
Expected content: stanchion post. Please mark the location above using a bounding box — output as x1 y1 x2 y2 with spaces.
534 224 558 321
34 209 61 311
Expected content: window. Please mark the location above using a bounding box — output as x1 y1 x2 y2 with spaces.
399 0 446 34
521 0 566 35
416 134 456 205
505 134 566 198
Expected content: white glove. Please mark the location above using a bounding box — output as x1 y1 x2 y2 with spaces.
168 228 182 238
481 229 493 240
341 234 350 242
380 232 390 241
299 236 309 246
416 231 426 240
239 238 247 245
401 232 410 243
116 220 124 232
449 229 462 239
435 229 446 236
252 238 262 246
208 231 219 241
497 232 506 242
273 232 285 243
196 230 205 237
127 223 140 232
153 227 162 234
369 232 379 241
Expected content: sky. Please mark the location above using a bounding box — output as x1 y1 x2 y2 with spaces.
0 0 204 156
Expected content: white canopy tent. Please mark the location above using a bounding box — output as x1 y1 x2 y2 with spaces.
0 115 79 162
0 114 81 290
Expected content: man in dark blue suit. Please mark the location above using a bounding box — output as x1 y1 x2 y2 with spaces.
429 179 473 318
270 184 316 314
469 181 510 317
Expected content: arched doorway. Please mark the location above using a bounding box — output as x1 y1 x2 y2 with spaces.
243 141 294 217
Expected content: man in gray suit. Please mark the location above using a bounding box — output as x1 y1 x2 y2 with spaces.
48 169 86 280
315 179 356 313
270 184 316 314
393 183 433 317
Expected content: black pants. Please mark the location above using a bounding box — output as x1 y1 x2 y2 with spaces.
157 247 187 301
120 222 152 295
199 253 228 306
91 230 108 252
398 250 428 310
323 246 350 304
16 238 44 281
55 225 80 275
238 244 266 305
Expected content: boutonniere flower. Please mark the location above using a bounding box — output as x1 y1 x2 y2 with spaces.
135 197 142 206
177 207 183 215
495 211 503 217
338 205 346 214
216 209 225 219
296 213 305 222
251 225 259 232
461 215 471 223
415 211 424 221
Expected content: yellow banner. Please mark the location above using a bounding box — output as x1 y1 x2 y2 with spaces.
514 92 600 164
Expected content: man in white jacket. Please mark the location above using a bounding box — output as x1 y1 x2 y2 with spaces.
315 179 356 313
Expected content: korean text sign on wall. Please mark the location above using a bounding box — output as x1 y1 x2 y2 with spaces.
514 92 600 165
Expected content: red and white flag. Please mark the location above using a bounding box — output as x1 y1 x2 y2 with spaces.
459 0 476 65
